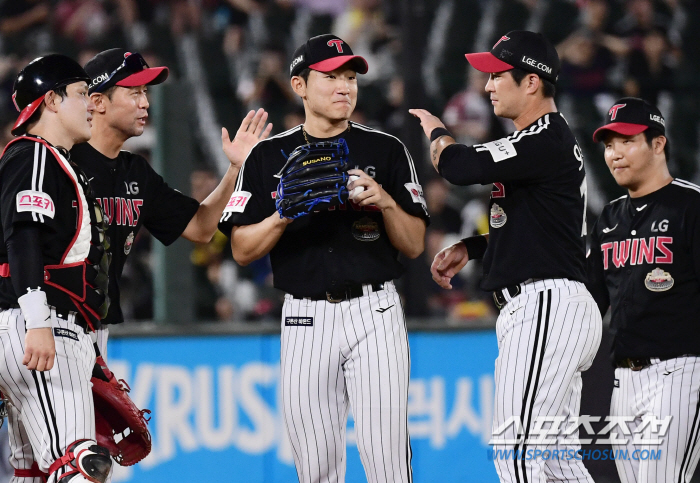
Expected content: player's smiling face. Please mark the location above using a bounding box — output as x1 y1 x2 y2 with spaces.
57 81 95 144
95 85 150 138
603 132 658 189
297 67 358 122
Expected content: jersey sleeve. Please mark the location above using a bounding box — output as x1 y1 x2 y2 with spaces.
140 162 200 246
384 138 430 223
685 196 700 284
437 118 562 186
218 146 272 235
585 217 610 317
0 143 63 240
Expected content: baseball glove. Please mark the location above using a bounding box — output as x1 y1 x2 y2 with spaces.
92 356 152 466
275 139 350 219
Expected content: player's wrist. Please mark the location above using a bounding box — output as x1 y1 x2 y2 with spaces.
461 235 487 260
17 289 52 330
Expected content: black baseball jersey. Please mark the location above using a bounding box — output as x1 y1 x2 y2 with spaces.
70 142 200 324
0 138 90 307
438 112 588 291
586 180 700 361
218 123 430 298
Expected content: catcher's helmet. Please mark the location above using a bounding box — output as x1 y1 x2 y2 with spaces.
11 54 91 135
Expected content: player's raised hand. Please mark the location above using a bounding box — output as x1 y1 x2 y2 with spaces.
222 108 273 169
347 169 396 211
408 109 447 139
23 328 55 371
431 241 470 289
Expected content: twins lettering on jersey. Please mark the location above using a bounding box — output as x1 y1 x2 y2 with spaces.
600 236 673 270
95 197 143 227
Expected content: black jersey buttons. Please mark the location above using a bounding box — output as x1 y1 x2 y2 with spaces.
328 247 334 252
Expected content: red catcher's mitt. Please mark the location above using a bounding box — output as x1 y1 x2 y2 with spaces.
92 356 152 466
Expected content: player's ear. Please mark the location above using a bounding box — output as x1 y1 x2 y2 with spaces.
91 93 108 114
43 90 60 113
653 135 667 156
291 76 306 99
526 74 541 96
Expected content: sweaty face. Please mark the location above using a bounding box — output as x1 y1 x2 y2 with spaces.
102 85 150 138
485 71 528 119
57 81 94 144
302 68 357 122
603 132 655 190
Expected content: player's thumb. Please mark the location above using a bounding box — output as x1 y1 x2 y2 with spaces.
221 127 229 144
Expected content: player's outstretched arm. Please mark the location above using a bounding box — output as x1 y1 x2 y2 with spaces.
431 241 471 290
181 109 272 243
347 169 426 258
230 212 293 266
408 108 456 171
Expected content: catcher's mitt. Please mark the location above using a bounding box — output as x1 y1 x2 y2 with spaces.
275 138 350 219
92 356 152 466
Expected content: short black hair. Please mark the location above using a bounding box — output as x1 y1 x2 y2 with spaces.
643 127 670 160
509 67 556 98
297 68 311 84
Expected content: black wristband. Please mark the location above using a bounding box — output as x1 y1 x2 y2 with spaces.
461 235 488 260
430 127 453 142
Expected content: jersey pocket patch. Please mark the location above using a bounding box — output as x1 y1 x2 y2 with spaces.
285 317 313 327
223 191 252 213
53 327 79 341
404 183 427 210
482 138 517 162
16 190 55 218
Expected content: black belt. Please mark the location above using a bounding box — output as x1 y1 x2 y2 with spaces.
0 305 90 332
492 278 543 310
615 355 694 371
306 282 385 303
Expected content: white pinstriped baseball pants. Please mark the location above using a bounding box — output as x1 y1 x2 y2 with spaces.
280 281 413 483
5 325 111 483
0 308 96 483
611 357 700 483
492 279 602 483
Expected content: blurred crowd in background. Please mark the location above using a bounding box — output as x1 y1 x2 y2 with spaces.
0 0 699 324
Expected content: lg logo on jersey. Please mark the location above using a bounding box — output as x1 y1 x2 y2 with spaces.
125 181 139 195
651 219 669 232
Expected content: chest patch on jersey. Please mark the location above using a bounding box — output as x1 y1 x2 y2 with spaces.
482 138 517 162
124 231 135 255
16 190 55 218
285 316 313 327
53 327 79 341
352 216 380 242
223 191 252 213
404 183 427 210
490 203 507 228
644 268 674 292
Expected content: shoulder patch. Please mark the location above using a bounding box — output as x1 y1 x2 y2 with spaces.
481 138 517 162
404 183 427 210
16 190 55 218
223 191 252 213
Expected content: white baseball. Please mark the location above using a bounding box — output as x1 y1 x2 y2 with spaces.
348 175 364 200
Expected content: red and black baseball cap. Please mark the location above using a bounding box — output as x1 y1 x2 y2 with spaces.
289 34 368 78
84 48 169 94
592 97 666 142
465 30 560 83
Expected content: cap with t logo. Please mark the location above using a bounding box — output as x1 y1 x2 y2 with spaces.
289 34 368 78
593 97 666 142
465 30 560 83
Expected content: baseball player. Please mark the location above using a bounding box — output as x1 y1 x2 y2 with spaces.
219 34 429 483
0 54 113 482
587 97 700 483
411 31 602 482
4 48 272 481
